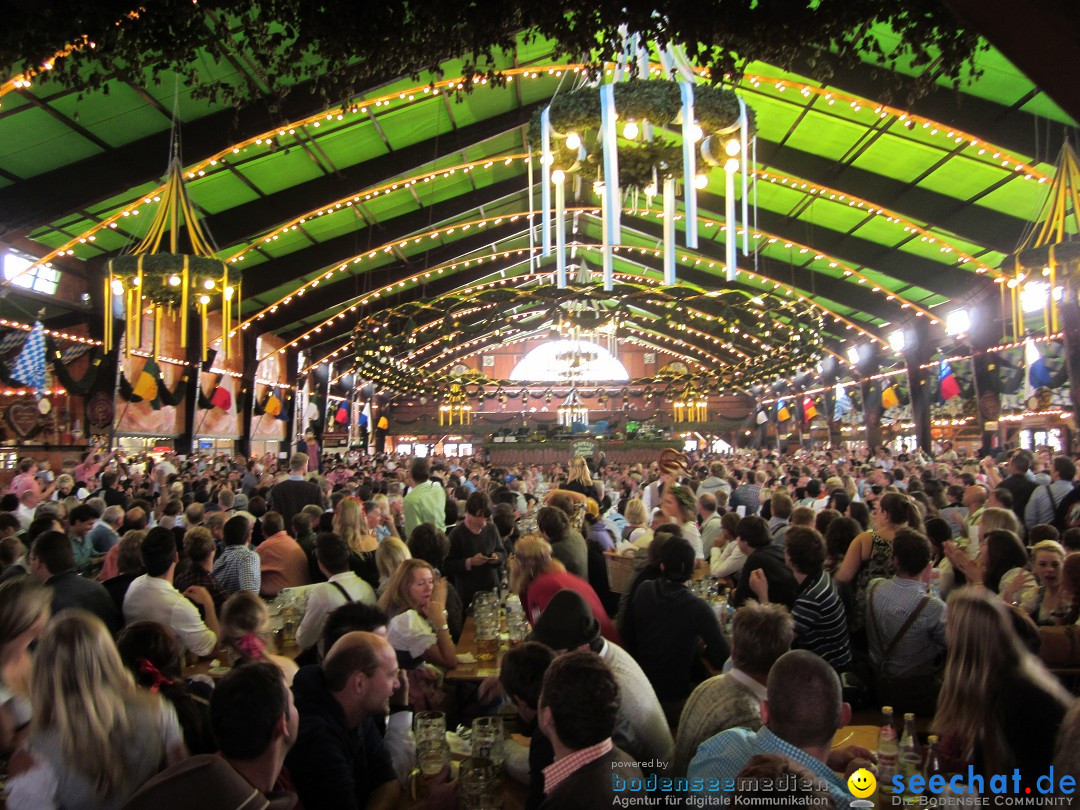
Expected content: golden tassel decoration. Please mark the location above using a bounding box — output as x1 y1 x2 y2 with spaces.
153 307 161 357
1050 248 1059 334
220 266 229 362
135 254 144 349
1000 278 1008 342
181 255 189 348
125 288 133 357
104 272 112 352
201 300 208 363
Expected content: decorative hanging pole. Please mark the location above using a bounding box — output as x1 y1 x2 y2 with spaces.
680 81 698 249
738 97 750 255
663 177 677 285
554 170 567 288
541 107 553 258
600 83 621 280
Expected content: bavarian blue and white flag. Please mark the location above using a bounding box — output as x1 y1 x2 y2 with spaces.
11 321 46 396
833 383 853 420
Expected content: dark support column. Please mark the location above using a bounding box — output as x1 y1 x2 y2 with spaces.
905 319 933 454
1062 295 1080 422
859 354 883 451
236 329 259 459
969 304 1004 457
175 317 203 457
309 364 330 442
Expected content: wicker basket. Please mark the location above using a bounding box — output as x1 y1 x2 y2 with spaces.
605 552 637 593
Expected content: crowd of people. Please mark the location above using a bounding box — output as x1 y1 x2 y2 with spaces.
0 440 1078 808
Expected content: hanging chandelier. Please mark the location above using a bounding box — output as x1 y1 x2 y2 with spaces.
557 387 589 426
105 156 241 360
672 381 708 423
438 383 472 426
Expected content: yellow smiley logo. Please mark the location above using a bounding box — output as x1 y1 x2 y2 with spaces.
848 768 876 798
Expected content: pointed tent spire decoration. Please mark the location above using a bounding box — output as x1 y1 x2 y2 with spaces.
105 157 241 361
1003 142 1080 340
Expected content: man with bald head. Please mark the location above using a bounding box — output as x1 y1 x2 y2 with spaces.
286 631 403 809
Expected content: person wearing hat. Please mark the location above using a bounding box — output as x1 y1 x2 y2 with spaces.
529 590 674 772
122 662 298 810
641 449 689 518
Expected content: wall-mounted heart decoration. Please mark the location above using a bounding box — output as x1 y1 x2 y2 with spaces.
6 401 42 440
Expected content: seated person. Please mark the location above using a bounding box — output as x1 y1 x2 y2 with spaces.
730 516 797 609
624 536 729 724
689 650 873 808
748 526 851 672
537 650 645 809
500 642 557 810
674 602 794 777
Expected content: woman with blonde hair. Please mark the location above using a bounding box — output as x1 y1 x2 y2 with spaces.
219 591 299 686
933 587 1070 781
1003 539 1068 625
564 456 601 502
511 534 620 643
835 491 922 633
375 536 411 595
378 558 457 671
623 498 653 549
334 497 379 590
0 579 50 752
6 611 185 809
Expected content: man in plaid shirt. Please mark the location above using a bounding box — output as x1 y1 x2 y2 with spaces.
212 514 261 595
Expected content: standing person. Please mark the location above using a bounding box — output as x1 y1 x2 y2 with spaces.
6 612 186 810
991 451 1038 530
536 651 645 810
660 485 703 560
834 491 921 635
267 453 323 528
563 457 601 502
403 458 446 537
303 429 321 476
445 491 506 610
335 499 380 591
1025 455 1077 531
698 492 724 557
375 411 389 456
536 505 587 578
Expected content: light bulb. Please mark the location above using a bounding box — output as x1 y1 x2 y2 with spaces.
695 173 709 189
565 132 581 150
724 138 741 156
593 181 605 195
203 278 215 290
551 169 565 184
724 158 740 173
111 279 124 296
690 124 703 142
199 295 210 305
131 276 140 286
644 183 657 197
225 285 234 300
623 121 639 140
168 274 181 287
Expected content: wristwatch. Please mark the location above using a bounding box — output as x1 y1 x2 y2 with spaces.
437 623 449 633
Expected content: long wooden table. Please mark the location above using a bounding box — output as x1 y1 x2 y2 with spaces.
446 617 504 681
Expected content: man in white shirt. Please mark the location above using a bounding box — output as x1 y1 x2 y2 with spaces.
124 526 220 656
698 492 725 558
295 533 376 655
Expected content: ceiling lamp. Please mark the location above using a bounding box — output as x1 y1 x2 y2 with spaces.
557 387 589 427
105 158 241 360
438 383 471 426
672 381 708 423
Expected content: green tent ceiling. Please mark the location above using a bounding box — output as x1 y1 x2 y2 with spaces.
0 28 1075 383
